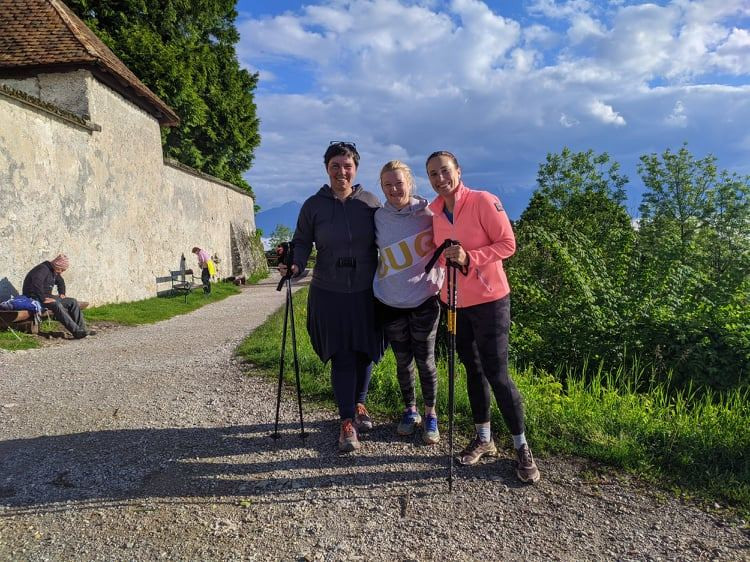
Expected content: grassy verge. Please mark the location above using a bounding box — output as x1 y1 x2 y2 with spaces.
0 330 39 351
237 287 750 517
0 279 260 350
84 281 241 325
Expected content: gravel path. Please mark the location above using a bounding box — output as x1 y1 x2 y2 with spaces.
1 277 748 561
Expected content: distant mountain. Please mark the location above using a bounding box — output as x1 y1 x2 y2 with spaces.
254 201 302 236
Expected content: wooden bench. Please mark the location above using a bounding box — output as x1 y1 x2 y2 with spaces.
0 301 89 335
156 269 202 302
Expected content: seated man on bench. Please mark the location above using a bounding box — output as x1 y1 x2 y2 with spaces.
22 254 95 339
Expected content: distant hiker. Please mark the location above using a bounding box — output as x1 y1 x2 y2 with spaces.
191 247 215 294
426 150 540 484
373 160 443 444
22 254 94 339
278 141 384 453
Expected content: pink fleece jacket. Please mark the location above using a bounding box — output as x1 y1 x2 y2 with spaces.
428 182 516 308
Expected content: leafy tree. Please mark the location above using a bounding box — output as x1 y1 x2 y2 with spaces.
637 144 717 266
269 224 293 249
68 0 260 193
631 145 749 390
508 148 634 369
702 171 750 283
507 145 748 392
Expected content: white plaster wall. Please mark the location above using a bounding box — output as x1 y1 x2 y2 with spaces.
162 164 255 281
0 71 256 305
1 70 90 117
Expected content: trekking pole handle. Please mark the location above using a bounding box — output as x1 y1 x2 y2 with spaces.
276 242 296 291
424 239 460 274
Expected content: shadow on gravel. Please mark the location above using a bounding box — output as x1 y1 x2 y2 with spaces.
0 420 490 512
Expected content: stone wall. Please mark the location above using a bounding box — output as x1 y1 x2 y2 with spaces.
0 71 258 305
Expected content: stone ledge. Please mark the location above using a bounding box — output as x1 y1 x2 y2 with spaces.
0 83 102 133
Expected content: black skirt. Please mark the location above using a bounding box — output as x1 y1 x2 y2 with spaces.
306 285 385 364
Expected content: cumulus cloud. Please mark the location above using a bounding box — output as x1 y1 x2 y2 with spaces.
712 28 750 74
567 13 606 44
589 100 626 126
239 0 750 217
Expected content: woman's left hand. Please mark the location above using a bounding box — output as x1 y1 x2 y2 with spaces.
444 243 468 266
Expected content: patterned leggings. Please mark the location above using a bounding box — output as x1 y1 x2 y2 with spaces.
381 296 440 408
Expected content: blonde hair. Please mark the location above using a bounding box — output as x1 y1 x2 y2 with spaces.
379 160 416 192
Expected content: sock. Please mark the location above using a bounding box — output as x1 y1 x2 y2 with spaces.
475 423 491 443
512 433 527 449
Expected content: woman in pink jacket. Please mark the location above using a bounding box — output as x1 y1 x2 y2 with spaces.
426 150 540 484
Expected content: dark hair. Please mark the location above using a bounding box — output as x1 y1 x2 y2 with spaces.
425 150 459 170
325 142 360 168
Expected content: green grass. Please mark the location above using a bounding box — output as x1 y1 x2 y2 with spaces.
237 287 750 517
84 281 241 325
0 279 257 350
0 329 39 350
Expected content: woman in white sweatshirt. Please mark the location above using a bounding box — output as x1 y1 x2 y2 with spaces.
373 160 444 444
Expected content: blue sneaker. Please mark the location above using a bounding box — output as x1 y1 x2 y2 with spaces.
422 414 440 444
397 410 422 436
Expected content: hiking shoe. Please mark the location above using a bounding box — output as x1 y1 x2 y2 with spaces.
338 419 360 452
458 436 497 465
516 444 540 483
354 403 373 433
397 410 422 436
422 415 440 444
73 330 87 339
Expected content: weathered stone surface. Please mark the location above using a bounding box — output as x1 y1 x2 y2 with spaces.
0 71 257 304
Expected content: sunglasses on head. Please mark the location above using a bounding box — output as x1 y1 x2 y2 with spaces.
329 141 357 149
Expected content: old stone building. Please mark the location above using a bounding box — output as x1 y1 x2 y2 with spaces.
0 0 263 304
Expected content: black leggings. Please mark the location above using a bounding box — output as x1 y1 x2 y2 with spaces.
330 351 372 420
455 296 524 435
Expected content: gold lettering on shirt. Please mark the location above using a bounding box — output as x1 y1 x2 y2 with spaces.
377 228 436 279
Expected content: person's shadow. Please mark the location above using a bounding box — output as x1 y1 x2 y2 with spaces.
0 420 467 512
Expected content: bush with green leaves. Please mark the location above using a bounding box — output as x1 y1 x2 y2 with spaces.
509 146 749 392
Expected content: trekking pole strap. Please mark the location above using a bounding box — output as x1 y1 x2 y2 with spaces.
425 239 469 275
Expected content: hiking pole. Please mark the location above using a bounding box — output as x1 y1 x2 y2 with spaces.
425 239 462 493
272 242 307 440
446 254 458 493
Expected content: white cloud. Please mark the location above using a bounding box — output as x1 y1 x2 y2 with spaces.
589 100 626 126
238 1 750 217
237 14 332 62
594 1 750 82
567 13 606 44
665 100 688 127
523 23 559 49
527 0 594 19
712 27 750 74
560 113 580 128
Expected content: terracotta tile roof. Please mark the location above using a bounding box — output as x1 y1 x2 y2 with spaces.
0 0 179 125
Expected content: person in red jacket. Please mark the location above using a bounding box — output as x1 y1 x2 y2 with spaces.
426 150 540 484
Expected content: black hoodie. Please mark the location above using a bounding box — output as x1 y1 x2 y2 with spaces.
292 184 381 293
22 261 65 302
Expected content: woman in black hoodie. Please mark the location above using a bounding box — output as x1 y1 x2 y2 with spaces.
279 142 383 452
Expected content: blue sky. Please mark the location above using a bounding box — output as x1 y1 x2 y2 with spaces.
235 0 750 219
